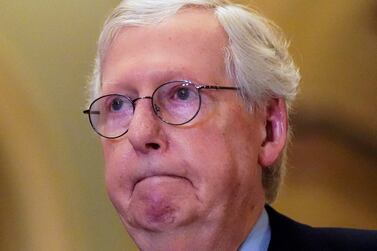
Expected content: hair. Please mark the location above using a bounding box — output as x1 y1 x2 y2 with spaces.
88 0 300 204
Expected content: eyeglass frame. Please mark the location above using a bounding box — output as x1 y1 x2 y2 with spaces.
83 80 239 139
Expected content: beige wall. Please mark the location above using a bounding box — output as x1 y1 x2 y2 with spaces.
1 1 376 250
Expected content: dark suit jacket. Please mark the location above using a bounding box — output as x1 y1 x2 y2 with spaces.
266 205 377 251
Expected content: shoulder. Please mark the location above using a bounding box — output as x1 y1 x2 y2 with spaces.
265 205 377 251
318 227 377 251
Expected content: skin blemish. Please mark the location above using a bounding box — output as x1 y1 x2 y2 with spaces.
146 200 176 226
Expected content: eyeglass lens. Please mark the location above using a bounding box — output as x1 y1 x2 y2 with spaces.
88 81 202 138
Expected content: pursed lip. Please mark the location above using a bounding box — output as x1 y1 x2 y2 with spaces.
132 172 190 192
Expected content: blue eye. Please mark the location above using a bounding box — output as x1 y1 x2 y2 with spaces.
110 97 124 112
176 87 191 100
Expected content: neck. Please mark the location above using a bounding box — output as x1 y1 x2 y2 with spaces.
128 204 265 251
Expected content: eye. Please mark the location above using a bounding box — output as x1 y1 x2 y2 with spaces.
153 82 199 110
171 84 198 102
110 97 124 111
104 95 132 114
176 87 191 100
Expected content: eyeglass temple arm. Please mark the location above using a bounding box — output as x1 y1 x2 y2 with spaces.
200 85 239 90
83 110 100 114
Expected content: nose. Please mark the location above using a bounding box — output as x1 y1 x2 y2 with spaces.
126 97 167 154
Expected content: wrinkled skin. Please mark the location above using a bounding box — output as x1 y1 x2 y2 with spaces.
101 8 286 251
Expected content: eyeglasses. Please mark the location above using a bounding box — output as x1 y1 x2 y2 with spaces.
83 80 239 139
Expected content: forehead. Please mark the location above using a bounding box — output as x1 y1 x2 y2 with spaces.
101 8 230 89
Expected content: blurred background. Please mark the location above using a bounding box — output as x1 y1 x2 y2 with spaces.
0 0 376 250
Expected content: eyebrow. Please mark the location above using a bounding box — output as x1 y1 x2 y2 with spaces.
100 83 133 96
101 69 200 94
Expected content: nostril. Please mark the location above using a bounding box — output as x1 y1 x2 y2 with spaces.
146 143 160 150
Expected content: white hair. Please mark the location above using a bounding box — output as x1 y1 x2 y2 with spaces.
88 0 300 203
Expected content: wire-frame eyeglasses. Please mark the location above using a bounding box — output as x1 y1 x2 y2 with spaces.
83 80 239 139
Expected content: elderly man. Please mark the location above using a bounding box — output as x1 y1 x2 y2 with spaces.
83 0 376 250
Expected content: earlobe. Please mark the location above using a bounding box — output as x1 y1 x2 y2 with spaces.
258 98 288 167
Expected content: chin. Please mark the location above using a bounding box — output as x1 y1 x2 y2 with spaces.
123 202 191 232
118 175 200 232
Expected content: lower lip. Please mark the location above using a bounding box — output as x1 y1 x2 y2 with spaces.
134 175 188 190
139 175 184 183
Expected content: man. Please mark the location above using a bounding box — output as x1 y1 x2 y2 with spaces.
83 0 377 250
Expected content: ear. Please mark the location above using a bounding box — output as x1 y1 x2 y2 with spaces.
258 98 288 167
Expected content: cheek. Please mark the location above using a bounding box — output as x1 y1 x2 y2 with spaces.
177 105 264 199
102 140 120 179
177 128 250 193
102 141 121 193
102 140 134 203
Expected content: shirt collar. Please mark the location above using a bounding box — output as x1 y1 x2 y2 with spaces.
239 208 271 251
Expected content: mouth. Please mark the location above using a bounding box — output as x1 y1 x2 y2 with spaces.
132 173 190 193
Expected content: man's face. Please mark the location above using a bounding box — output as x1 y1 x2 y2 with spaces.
101 9 267 237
